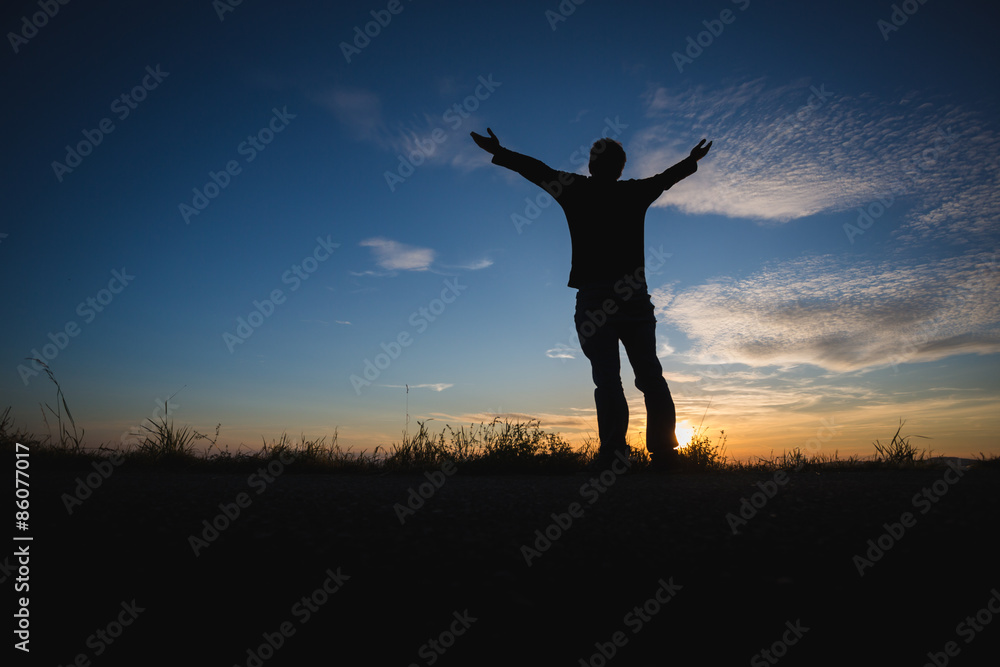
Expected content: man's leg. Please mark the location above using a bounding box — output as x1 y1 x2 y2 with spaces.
618 296 680 462
575 292 628 461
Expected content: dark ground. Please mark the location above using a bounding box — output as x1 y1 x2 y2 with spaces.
17 460 1000 666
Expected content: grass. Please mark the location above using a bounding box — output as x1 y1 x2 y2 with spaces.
872 419 931 465
383 419 588 473
32 359 85 452
2 364 996 474
5 406 994 475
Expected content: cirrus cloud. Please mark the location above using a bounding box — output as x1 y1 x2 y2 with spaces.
654 251 1000 372
631 79 999 248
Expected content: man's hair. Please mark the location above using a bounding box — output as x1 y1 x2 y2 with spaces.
589 138 626 179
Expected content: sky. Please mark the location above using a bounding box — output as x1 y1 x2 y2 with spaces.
2 0 998 461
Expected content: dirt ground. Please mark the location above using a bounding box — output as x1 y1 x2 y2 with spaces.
21 461 1000 665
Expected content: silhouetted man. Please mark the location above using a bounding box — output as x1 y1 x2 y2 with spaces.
471 128 712 470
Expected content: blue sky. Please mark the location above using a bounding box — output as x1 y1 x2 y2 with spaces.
3 0 998 459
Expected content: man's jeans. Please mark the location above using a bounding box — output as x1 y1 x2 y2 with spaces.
574 288 678 457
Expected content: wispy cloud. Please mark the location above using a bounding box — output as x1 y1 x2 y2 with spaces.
358 239 495 275
313 88 389 146
654 251 1000 372
315 81 495 172
384 383 454 392
631 79 1000 246
360 237 435 271
546 343 575 360
444 257 493 271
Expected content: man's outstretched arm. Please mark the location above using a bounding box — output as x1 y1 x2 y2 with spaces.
471 127 565 192
648 139 713 192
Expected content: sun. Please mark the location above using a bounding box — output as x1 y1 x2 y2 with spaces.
674 420 697 449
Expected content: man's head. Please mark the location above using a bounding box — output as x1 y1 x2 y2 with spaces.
589 138 626 180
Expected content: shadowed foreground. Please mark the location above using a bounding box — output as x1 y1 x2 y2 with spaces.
28 464 999 665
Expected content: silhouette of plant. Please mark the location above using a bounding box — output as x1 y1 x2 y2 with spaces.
678 428 728 470
872 419 930 464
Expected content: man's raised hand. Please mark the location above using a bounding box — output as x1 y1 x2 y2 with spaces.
689 138 713 162
471 127 501 154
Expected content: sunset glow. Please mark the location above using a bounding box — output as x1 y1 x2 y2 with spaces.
674 421 698 449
